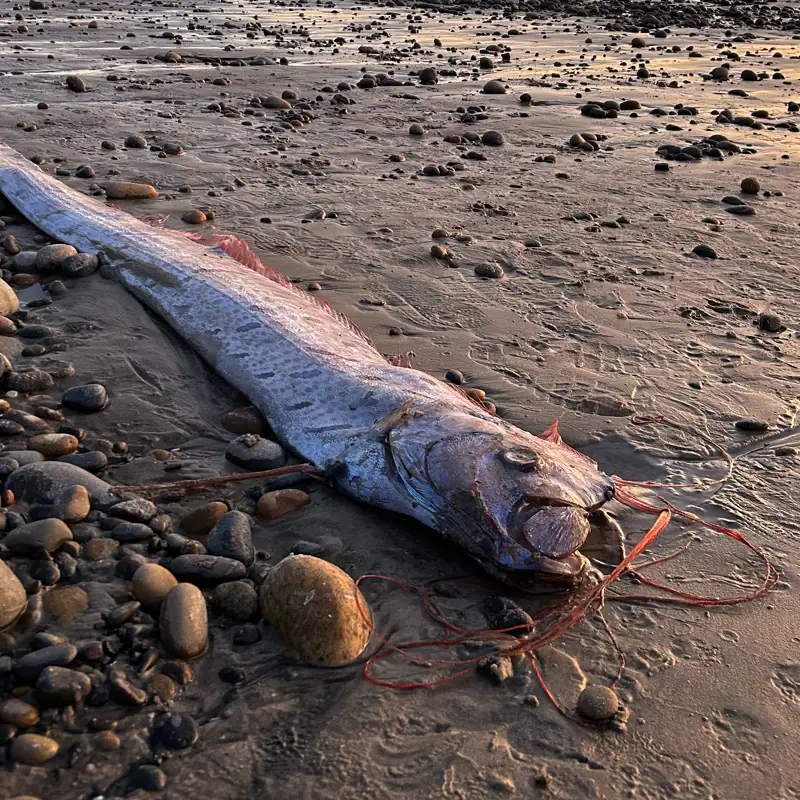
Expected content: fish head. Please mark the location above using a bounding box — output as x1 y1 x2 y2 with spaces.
389 411 615 587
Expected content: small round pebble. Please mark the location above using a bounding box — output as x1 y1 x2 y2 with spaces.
577 685 620 721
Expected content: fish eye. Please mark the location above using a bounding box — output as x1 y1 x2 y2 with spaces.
502 449 540 471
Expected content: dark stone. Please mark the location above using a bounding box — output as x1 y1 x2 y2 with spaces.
132 764 168 790
224 434 286 471
206 510 254 566
169 554 247 585
232 623 261 645
16 643 77 682
219 665 245 684
111 522 156 543
158 712 198 750
62 383 107 411
59 451 109 473
5 461 114 505
35 665 92 707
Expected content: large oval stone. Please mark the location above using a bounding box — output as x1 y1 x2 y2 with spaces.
132 563 177 606
3 518 72 555
0 559 26 629
260 555 371 666
160 583 208 660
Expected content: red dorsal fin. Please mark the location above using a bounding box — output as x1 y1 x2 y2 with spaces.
162 227 375 346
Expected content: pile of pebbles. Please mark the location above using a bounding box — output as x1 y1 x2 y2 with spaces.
656 134 752 162
0 227 370 790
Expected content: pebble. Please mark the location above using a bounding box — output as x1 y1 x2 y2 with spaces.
158 712 198 750
482 80 507 94
111 521 156 542
66 75 86 93
225 434 286 471
110 497 157 523
169 554 247 585
758 313 781 333
483 596 534 636
5 461 114 505
62 383 107 411
108 669 148 706
35 244 77 273
132 563 178 606
132 765 168 790
180 500 229 536
105 181 158 200
159 583 208 659
95 730 121 750
478 655 514 684
59 450 109 473
577 685 620 721
0 559 26 630
147 673 176 702
3 518 73 555
260 554 371 666
182 210 207 225
740 177 760 195
103 600 141 628
27 433 79 458
0 279 19 316
214 579 259 620
0 698 39 728
409 123 425 136
734 418 769 432
42 585 87 619
36 665 92 707
256 488 310 520
61 253 100 278
83 537 119 560
475 262 504 279
165 532 206 556
124 135 148 148
207 510 255 565
16 643 78 682
219 666 245 684
9 370 55 393
481 131 505 146
10 733 59 765
693 244 717 259
220 406 266 436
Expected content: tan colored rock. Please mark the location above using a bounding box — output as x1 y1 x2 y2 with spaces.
260 555 371 666
0 278 19 316
3 518 72 555
160 583 208 660
28 433 79 458
132 563 178 606
256 488 310 520
42 585 88 620
105 181 158 200
52 484 91 523
0 698 39 728
10 733 59 765
82 537 118 560
220 406 266 435
180 501 228 536
0 559 26 630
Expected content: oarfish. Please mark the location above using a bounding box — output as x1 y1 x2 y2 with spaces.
0 142 617 589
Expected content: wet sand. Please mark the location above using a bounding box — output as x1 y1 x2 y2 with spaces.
1 1 800 797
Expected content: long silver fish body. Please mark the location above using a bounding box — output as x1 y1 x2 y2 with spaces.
0 142 615 587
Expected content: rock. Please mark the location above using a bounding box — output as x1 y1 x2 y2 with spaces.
16 644 78 682
483 596 534 635
179 208 206 225
35 665 92 707
3 518 72 555
3 410 51 432
165 533 206 556
110 522 155 542
9 371 55 393
741 69 759 81
5 461 115 505
481 131 504 146
158 712 198 750
0 560 26 630
220 406 266 435
108 669 148 705
147 673 176 702
160 583 208 659
95 730 121 750
105 181 158 200
35 244 77 273
693 244 717 259
735 418 769 432
82 537 119 560
169 554 247 585
758 313 781 333
256 488 310 520
62 383 107 411
110 497 157 523
219 665 245 684
42 585 87 619
482 80 506 94
10 733 59 765
577 685 620 721
475 263 504 279
0 699 39 728
260 555 371 666
478 655 514 684
419 67 438 85
66 75 86 93
124 135 147 148
225 434 286 471
261 95 291 109
180 501 228 536
59 451 109 473
132 563 177 605
132 765 168 791
0 279 19 316
214 580 258 620
711 66 729 80
206 510 254 565
61 253 99 278
741 177 760 195
27 433 79 458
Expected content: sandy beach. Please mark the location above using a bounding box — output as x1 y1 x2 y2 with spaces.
1 0 799 797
